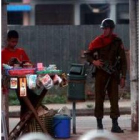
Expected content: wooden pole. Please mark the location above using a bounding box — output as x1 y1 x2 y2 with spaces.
129 0 139 131
2 0 9 134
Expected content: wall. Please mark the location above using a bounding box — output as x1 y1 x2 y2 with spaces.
8 25 130 95
8 25 129 72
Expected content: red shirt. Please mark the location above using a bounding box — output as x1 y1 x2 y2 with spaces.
2 47 30 65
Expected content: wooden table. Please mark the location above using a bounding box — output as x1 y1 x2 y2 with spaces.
8 75 49 140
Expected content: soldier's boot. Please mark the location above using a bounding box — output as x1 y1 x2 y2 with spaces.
111 118 124 133
97 118 103 129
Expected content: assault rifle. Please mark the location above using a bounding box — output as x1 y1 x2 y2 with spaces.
104 56 121 92
83 50 121 83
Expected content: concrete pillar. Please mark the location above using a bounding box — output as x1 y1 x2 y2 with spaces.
23 0 30 25
109 3 116 23
129 0 139 131
23 12 30 25
30 3 35 25
23 0 30 4
2 0 7 47
74 2 80 25
2 0 9 133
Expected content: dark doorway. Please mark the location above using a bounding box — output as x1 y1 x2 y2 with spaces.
80 4 110 25
8 12 23 25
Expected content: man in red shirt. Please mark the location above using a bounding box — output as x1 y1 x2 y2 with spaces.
2 30 38 119
2 30 29 65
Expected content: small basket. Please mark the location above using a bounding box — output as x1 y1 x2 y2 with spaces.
28 106 56 136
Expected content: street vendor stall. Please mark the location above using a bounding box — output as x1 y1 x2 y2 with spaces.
2 63 66 140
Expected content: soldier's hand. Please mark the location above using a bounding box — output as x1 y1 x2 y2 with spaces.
92 60 104 68
120 78 125 88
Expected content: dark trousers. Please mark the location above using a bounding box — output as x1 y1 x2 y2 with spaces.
94 69 120 119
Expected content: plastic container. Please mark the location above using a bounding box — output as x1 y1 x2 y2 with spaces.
8 68 35 76
67 63 86 101
69 64 85 75
53 114 71 138
67 74 86 101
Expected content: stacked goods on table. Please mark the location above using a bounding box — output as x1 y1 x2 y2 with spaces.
2 63 35 76
2 63 67 93
2 63 62 76
36 63 62 75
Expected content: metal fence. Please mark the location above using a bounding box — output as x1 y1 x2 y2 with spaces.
8 25 129 73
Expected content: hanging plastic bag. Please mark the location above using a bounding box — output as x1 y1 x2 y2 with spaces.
26 74 37 89
39 74 54 89
57 106 71 117
53 74 62 85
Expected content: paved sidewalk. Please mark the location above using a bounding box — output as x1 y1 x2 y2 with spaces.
68 130 138 140
9 99 131 117
9 115 138 140
9 99 138 140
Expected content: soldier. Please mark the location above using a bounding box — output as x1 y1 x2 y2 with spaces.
87 18 127 133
